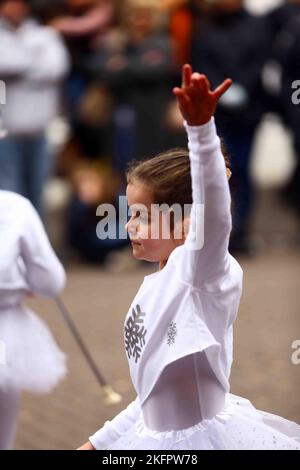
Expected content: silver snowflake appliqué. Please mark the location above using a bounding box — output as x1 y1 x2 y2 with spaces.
167 322 177 346
124 304 147 363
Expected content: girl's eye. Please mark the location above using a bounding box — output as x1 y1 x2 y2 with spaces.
138 212 149 223
128 208 138 219
128 209 148 223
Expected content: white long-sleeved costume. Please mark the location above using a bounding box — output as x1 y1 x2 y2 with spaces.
0 19 69 136
89 119 300 450
0 191 67 392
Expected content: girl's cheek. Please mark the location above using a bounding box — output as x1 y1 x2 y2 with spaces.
135 223 148 240
139 220 162 241
147 222 160 241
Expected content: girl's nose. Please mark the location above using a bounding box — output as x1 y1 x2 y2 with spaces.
125 218 136 234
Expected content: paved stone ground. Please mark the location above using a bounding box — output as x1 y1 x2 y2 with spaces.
14 189 300 450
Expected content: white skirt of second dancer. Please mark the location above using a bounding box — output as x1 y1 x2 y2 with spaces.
0 303 67 393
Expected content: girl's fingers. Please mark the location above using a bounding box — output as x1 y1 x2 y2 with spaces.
173 87 180 93
191 74 208 93
213 78 232 99
173 87 191 106
176 70 229 104
204 75 211 90
173 87 184 97
182 64 192 88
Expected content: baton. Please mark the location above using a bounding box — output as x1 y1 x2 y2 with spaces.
54 297 122 405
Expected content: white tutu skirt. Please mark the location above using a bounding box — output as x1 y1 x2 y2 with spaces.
0 306 67 393
107 394 300 450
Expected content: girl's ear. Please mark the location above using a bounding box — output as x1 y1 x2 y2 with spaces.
226 168 232 180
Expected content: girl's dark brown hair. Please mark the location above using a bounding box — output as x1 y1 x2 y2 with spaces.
126 143 231 211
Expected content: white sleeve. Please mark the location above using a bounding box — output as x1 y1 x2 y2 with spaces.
173 118 232 291
89 397 141 450
24 29 70 83
19 200 66 297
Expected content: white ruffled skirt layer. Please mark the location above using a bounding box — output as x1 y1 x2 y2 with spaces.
0 305 67 393
107 394 300 450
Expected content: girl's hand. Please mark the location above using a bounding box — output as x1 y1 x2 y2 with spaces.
173 64 232 126
77 441 96 450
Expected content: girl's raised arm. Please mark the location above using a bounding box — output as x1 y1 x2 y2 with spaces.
172 65 234 291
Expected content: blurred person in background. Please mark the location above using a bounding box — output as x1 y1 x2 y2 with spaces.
191 0 270 255
266 0 300 226
65 154 130 265
68 0 174 263
50 0 115 161
281 19 300 228
48 0 130 263
84 0 174 176
158 0 193 66
264 0 300 120
60 0 174 265
0 0 69 217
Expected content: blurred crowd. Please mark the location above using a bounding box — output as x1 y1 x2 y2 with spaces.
0 0 300 263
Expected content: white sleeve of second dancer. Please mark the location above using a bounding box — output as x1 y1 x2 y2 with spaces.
172 118 232 291
89 397 141 450
19 199 66 297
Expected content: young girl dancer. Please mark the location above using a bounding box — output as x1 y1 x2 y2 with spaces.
0 190 67 450
80 65 300 450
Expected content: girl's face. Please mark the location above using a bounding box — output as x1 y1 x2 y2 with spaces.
125 182 185 265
